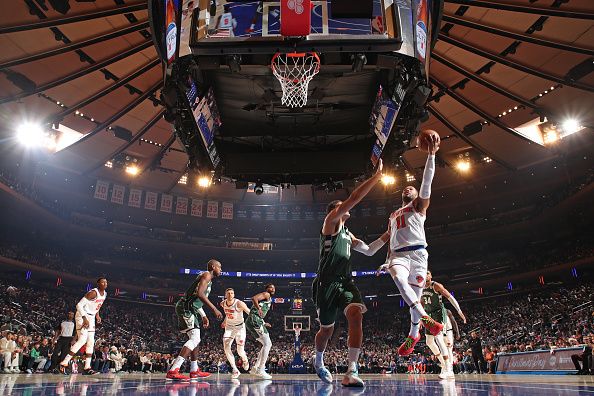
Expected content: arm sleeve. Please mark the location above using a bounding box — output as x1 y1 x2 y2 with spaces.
352 237 387 256
76 297 89 316
419 154 435 199
446 293 463 315
197 308 206 318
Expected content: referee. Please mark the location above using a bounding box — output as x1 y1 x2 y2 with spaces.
49 311 75 372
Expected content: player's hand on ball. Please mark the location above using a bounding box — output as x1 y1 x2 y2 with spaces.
202 316 210 329
428 134 440 154
213 308 223 320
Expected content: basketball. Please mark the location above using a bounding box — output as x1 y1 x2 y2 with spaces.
417 129 441 153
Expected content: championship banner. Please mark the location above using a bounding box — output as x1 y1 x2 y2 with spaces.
160 194 173 213
190 199 203 217
496 347 582 374
222 202 233 220
144 191 158 211
207 200 219 218
94 180 109 200
128 188 142 208
111 184 125 205
176 197 188 215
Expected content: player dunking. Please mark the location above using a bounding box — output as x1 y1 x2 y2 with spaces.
422 270 466 380
246 283 275 379
59 277 107 375
313 160 390 387
221 288 251 379
167 259 223 381
378 134 443 356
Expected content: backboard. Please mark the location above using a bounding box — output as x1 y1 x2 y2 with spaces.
284 315 311 332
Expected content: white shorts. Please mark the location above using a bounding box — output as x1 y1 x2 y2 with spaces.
386 248 428 288
223 324 246 346
75 313 95 332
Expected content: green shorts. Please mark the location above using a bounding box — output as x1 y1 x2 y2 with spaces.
425 308 446 335
312 276 367 327
245 313 268 340
175 301 200 333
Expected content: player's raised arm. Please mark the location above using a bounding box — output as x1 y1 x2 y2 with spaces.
323 159 383 230
251 291 270 318
238 300 251 315
350 231 390 257
195 272 222 320
434 282 466 324
415 137 439 214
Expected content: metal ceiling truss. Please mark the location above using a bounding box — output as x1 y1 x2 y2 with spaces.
428 105 515 171
438 34 594 93
429 77 536 145
139 133 178 175
0 41 153 105
84 110 165 175
443 0 594 19
442 15 594 57
46 59 159 124
68 81 163 150
0 3 148 34
0 21 150 71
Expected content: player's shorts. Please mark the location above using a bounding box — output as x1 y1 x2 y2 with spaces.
223 323 246 346
386 248 428 288
175 302 200 333
312 276 367 327
425 308 446 335
246 314 268 340
75 312 95 332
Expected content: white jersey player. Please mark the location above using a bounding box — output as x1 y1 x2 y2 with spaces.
378 133 444 356
221 288 251 379
60 277 107 375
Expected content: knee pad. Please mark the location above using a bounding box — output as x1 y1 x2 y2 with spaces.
183 329 201 350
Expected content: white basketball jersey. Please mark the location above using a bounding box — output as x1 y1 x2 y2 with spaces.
223 299 244 327
389 202 427 250
86 288 107 315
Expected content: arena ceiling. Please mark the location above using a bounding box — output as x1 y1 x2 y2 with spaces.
0 0 593 198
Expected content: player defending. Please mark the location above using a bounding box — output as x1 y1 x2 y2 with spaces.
59 277 107 375
422 270 466 380
167 259 223 381
313 160 390 387
246 283 275 379
221 288 251 379
378 134 444 356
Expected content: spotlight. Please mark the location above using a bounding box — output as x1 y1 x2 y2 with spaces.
381 175 396 185
456 161 471 172
562 118 580 134
543 130 559 145
406 173 416 182
178 174 188 185
125 165 139 176
105 161 113 169
16 122 45 147
198 176 211 188
254 182 264 195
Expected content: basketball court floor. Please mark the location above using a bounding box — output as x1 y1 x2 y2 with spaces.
1 373 593 395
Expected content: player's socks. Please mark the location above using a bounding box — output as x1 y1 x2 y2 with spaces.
315 351 324 368
347 348 360 371
171 356 185 371
190 360 198 372
409 321 421 339
61 354 73 366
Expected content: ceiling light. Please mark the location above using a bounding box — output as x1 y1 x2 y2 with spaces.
456 160 471 172
125 165 139 176
562 118 581 135
381 175 396 185
198 176 211 188
105 161 113 168
16 122 45 147
178 174 188 185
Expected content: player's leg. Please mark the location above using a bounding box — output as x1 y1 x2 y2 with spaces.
254 328 272 379
189 328 210 378
340 281 367 387
223 329 239 376
236 326 249 371
426 334 446 367
167 309 197 380
313 279 337 383
443 316 455 378
409 251 443 336
60 315 88 373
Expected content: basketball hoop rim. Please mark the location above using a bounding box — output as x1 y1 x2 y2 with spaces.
271 51 320 83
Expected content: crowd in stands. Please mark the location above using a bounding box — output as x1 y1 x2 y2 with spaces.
1 277 592 376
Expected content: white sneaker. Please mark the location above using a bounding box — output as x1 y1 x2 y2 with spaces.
231 370 240 379
447 369 455 380
249 366 258 375
3 368 11 374
438 366 448 380
341 368 364 387
242 360 249 371
255 368 272 380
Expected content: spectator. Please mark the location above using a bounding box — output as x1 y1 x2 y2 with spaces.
49 311 75 372
1 332 20 373
571 335 592 375
469 331 486 374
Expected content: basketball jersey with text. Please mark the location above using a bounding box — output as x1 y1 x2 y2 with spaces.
86 288 106 315
178 273 212 313
317 225 352 279
388 201 427 250
223 299 244 327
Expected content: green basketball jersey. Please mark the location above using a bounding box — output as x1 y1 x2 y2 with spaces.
422 282 444 313
249 298 272 319
317 225 352 278
178 273 211 312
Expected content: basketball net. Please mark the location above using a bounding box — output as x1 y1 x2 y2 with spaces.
271 52 320 108
294 324 302 340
